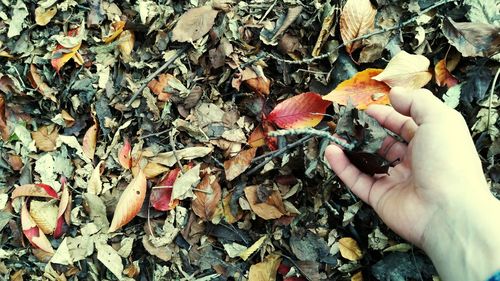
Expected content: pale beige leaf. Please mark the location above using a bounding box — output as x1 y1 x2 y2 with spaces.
96 242 123 279
150 146 213 167
118 30 134 61
87 161 105 195
339 237 363 261
248 253 281 281
244 185 285 220
171 164 201 201
30 200 58 234
239 235 267 261
82 122 98 159
340 0 377 54
172 6 219 42
35 6 57 26
108 170 147 232
224 148 257 181
21 202 54 253
372 51 432 89
31 125 59 152
143 162 169 179
192 174 222 221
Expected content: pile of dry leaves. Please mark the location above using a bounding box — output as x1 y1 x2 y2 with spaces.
0 0 499 280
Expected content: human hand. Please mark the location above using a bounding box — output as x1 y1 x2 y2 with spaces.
325 87 500 281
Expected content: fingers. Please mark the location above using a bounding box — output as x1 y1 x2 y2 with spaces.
389 87 451 125
366 104 417 142
378 136 407 161
325 145 375 204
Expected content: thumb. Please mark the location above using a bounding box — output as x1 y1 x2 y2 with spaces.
389 87 451 125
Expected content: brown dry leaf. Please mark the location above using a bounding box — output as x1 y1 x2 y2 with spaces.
0 95 8 141
351 271 363 281
29 200 58 235
171 6 219 42
61 110 75 127
224 148 257 181
340 0 377 55
222 192 243 224
435 58 459 88
372 51 432 89
248 253 281 281
109 170 147 232
339 237 363 261
244 185 285 220
27 64 57 102
87 161 105 195
192 174 222 221
143 162 169 179
31 125 59 152
82 120 98 160
35 6 57 26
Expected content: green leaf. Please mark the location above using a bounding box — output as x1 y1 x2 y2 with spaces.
7 0 28 38
443 84 462 109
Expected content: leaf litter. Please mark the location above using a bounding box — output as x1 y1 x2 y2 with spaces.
0 0 499 280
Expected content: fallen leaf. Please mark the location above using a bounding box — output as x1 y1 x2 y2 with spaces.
372 51 432 89
172 164 201 201
27 64 57 102
118 138 132 169
267 92 332 129
351 271 363 281
0 95 8 140
323 69 391 109
53 183 71 239
96 242 123 279
51 29 83 73
248 253 282 281
108 170 147 232
248 125 266 148
87 161 105 195
82 120 98 160
435 58 459 88
29 200 58 234
192 174 221 221
150 168 182 211
240 235 267 261
150 146 213 167
103 21 126 43
442 18 500 57
21 202 54 253
340 0 377 55
118 30 135 61
224 148 257 181
31 125 59 152
244 185 286 220
339 237 363 261
172 6 219 42
143 162 170 179
11 183 59 199
35 6 57 26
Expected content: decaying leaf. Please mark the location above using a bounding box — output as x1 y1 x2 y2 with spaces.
21 202 54 253
31 125 59 152
372 51 432 89
339 237 363 261
172 6 219 42
27 65 57 102
323 69 391 109
244 185 286 220
248 253 282 281
224 148 257 181
0 95 8 141
435 58 459 88
192 174 222 221
109 170 147 232
35 6 57 26
340 0 377 55
11 183 59 200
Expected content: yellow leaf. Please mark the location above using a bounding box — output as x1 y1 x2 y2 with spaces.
351 271 363 281
109 170 147 232
172 6 219 42
239 235 267 261
248 253 281 281
21 202 54 253
372 51 432 89
340 0 377 54
103 21 126 43
118 30 135 61
82 121 98 159
339 237 363 261
29 200 58 234
35 6 57 26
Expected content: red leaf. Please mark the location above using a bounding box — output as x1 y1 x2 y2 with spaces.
262 122 278 151
150 168 182 211
267 92 331 129
53 182 71 239
118 138 132 169
11 183 59 200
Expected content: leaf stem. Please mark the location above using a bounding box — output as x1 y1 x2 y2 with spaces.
268 128 355 150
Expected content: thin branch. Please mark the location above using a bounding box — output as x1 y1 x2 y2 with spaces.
268 128 355 150
267 0 453 64
125 45 190 107
138 128 171 139
487 67 500 133
170 130 184 175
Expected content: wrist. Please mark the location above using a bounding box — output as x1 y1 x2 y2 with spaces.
422 193 500 281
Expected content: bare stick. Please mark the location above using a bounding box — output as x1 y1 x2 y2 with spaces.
126 45 189 107
268 128 355 150
268 0 453 64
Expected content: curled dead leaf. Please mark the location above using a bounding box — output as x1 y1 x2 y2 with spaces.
109 170 147 232
82 120 98 160
29 200 58 234
192 174 222 221
118 30 135 61
340 0 377 55
244 185 285 220
0 95 8 141
224 148 257 181
118 138 132 169
435 58 459 88
372 51 432 89
339 237 363 261
27 64 57 102
11 183 59 200
53 183 71 239
172 6 219 42
150 167 182 211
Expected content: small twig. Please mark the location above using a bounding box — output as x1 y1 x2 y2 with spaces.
487 67 500 133
258 0 278 24
267 0 453 64
169 129 184 175
138 128 171 139
192 188 212 194
268 128 355 150
152 185 173 189
125 45 189 107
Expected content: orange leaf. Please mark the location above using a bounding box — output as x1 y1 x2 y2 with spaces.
224 148 257 181
192 174 222 221
267 92 331 129
435 58 459 88
118 138 132 169
150 168 182 211
11 183 59 200
103 21 126 43
109 170 147 232
372 51 432 89
54 181 71 239
248 125 266 148
244 185 285 220
340 0 377 55
118 30 135 61
21 202 54 253
323 69 390 110
27 65 57 102
244 77 271 96
0 95 9 141
82 120 98 159
51 28 83 73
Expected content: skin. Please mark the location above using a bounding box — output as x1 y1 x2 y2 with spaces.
325 87 500 281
